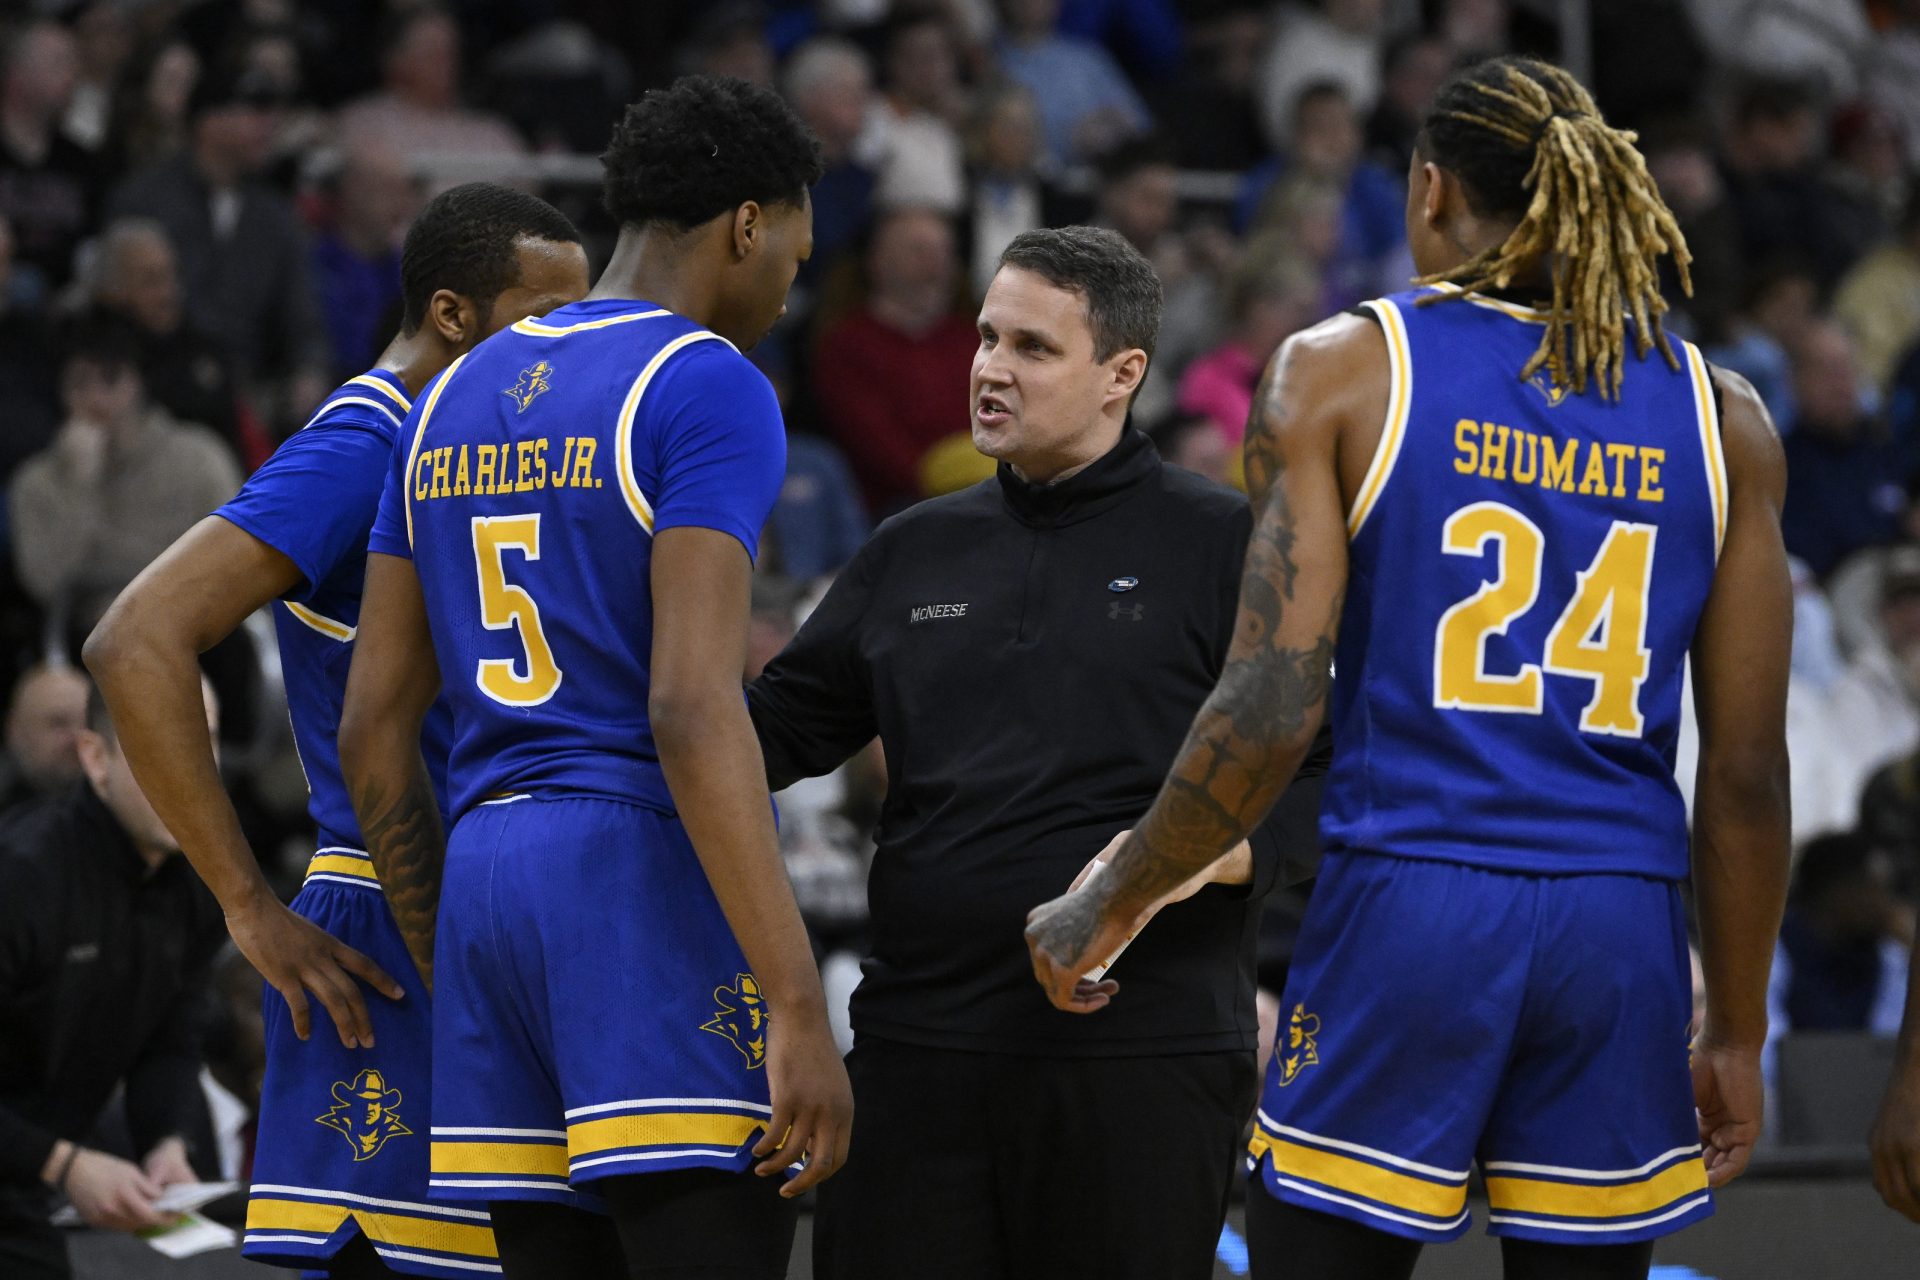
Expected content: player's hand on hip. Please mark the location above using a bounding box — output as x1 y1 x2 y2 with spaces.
226 894 405 1051
1690 1037 1764 1188
1025 889 1127 1014
1870 1063 1920 1222
64 1148 175 1233
753 1011 853 1197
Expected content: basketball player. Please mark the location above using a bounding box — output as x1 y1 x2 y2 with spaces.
1027 57 1792 1280
337 76 849 1278
85 184 590 1277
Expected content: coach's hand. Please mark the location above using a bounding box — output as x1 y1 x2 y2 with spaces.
754 1011 853 1197
62 1147 175 1234
1870 1061 1920 1222
1690 1035 1764 1188
227 893 405 1050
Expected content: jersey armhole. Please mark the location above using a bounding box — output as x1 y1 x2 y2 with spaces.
1684 344 1730 561
1345 298 1412 538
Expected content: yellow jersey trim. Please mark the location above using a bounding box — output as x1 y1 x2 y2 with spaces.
1427 281 1550 323
245 1198 497 1258
613 332 727 535
1484 1158 1707 1220
1684 342 1728 560
567 1110 766 1159
282 600 355 642
344 374 413 412
431 1141 569 1178
1252 1132 1468 1220
1348 297 1414 537
511 308 671 338
401 353 470 550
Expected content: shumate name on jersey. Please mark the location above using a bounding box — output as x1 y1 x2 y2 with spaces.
1321 285 1727 879
366 300 787 821
215 369 453 849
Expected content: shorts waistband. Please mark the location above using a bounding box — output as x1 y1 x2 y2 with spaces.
304 847 383 891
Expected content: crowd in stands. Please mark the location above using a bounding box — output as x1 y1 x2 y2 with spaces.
4 0 1920 1139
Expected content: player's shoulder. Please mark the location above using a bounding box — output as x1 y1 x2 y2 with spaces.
302 372 415 442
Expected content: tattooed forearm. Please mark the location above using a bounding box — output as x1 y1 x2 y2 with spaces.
356 759 447 991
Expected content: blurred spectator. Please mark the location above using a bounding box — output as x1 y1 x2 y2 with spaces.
63 2 134 155
1177 253 1318 445
0 219 59 486
997 0 1151 165
109 60 331 428
1257 0 1385 151
103 37 198 177
1142 7 1268 172
1781 320 1907 576
0 680 225 1272
1828 101 1908 243
1829 546 1920 803
1688 0 1870 102
785 37 879 289
8 313 241 637
1433 0 1513 63
682 2 778 88
815 207 978 513
335 5 526 181
859 7 969 213
0 663 88 813
0 20 97 296
234 24 329 183
310 146 419 381
1718 75 1875 286
1238 81 1406 306
1868 0 1920 166
1058 0 1184 81
1863 744 1920 880
1367 31 1451 175
1644 117 1746 343
1765 833 1911 1076
767 435 872 581
1705 257 1821 429
89 218 256 470
963 83 1068 298
1145 409 1237 489
1835 190 1920 393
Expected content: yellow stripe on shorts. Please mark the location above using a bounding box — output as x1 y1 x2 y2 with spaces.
1485 1158 1707 1220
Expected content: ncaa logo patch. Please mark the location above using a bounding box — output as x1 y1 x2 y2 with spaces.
316 1068 413 1160
1276 1003 1321 1087
703 973 769 1069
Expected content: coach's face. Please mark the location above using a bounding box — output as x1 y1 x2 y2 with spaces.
972 266 1141 483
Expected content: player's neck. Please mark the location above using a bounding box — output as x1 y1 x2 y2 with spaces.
589 225 722 329
376 329 457 398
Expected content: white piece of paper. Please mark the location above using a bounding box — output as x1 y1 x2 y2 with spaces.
52 1180 239 1228
140 1211 236 1258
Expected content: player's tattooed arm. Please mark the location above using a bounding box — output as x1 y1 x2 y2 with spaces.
341 552 447 993
1027 317 1379 1007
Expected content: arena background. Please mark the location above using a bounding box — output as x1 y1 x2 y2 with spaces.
2 0 1918 1275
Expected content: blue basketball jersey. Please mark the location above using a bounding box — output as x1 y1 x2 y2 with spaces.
368 300 787 820
1321 286 1726 880
216 370 454 849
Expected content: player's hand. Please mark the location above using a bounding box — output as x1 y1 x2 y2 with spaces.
1069 831 1251 908
1690 1035 1764 1187
63 1148 175 1233
141 1136 195 1189
1870 1061 1920 1222
1025 887 1130 1014
227 893 405 1050
752 1010 853 1198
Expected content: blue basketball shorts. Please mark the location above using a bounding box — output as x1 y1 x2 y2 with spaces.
244 848 499 1277
1248 850 1711 1246
428 796 775 1208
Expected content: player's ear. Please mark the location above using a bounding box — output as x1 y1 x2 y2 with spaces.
732 201 761 261
424 288 480 347
1420 161 1448 230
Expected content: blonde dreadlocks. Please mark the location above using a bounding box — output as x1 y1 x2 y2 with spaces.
1414 57 1691 401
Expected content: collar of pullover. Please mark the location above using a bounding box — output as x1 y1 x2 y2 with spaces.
995 428 1158 529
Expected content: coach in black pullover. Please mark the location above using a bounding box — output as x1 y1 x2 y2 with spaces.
748 227 1329 1280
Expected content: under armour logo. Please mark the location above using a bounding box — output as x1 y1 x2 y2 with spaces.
1108 602 1144 622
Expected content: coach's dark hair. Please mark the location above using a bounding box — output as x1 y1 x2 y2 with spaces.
1415 56 1690 400
400 183 582 335
601 75 822 232
997 226 1163 363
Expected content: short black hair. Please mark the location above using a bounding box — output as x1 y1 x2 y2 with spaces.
399 183 582 334
997 225 1163 362
601 75 822 232
1094 132 1175 187
60 309 146 377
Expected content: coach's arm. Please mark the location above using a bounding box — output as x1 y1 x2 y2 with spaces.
1689 366 1792 1190
340 552 446 993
